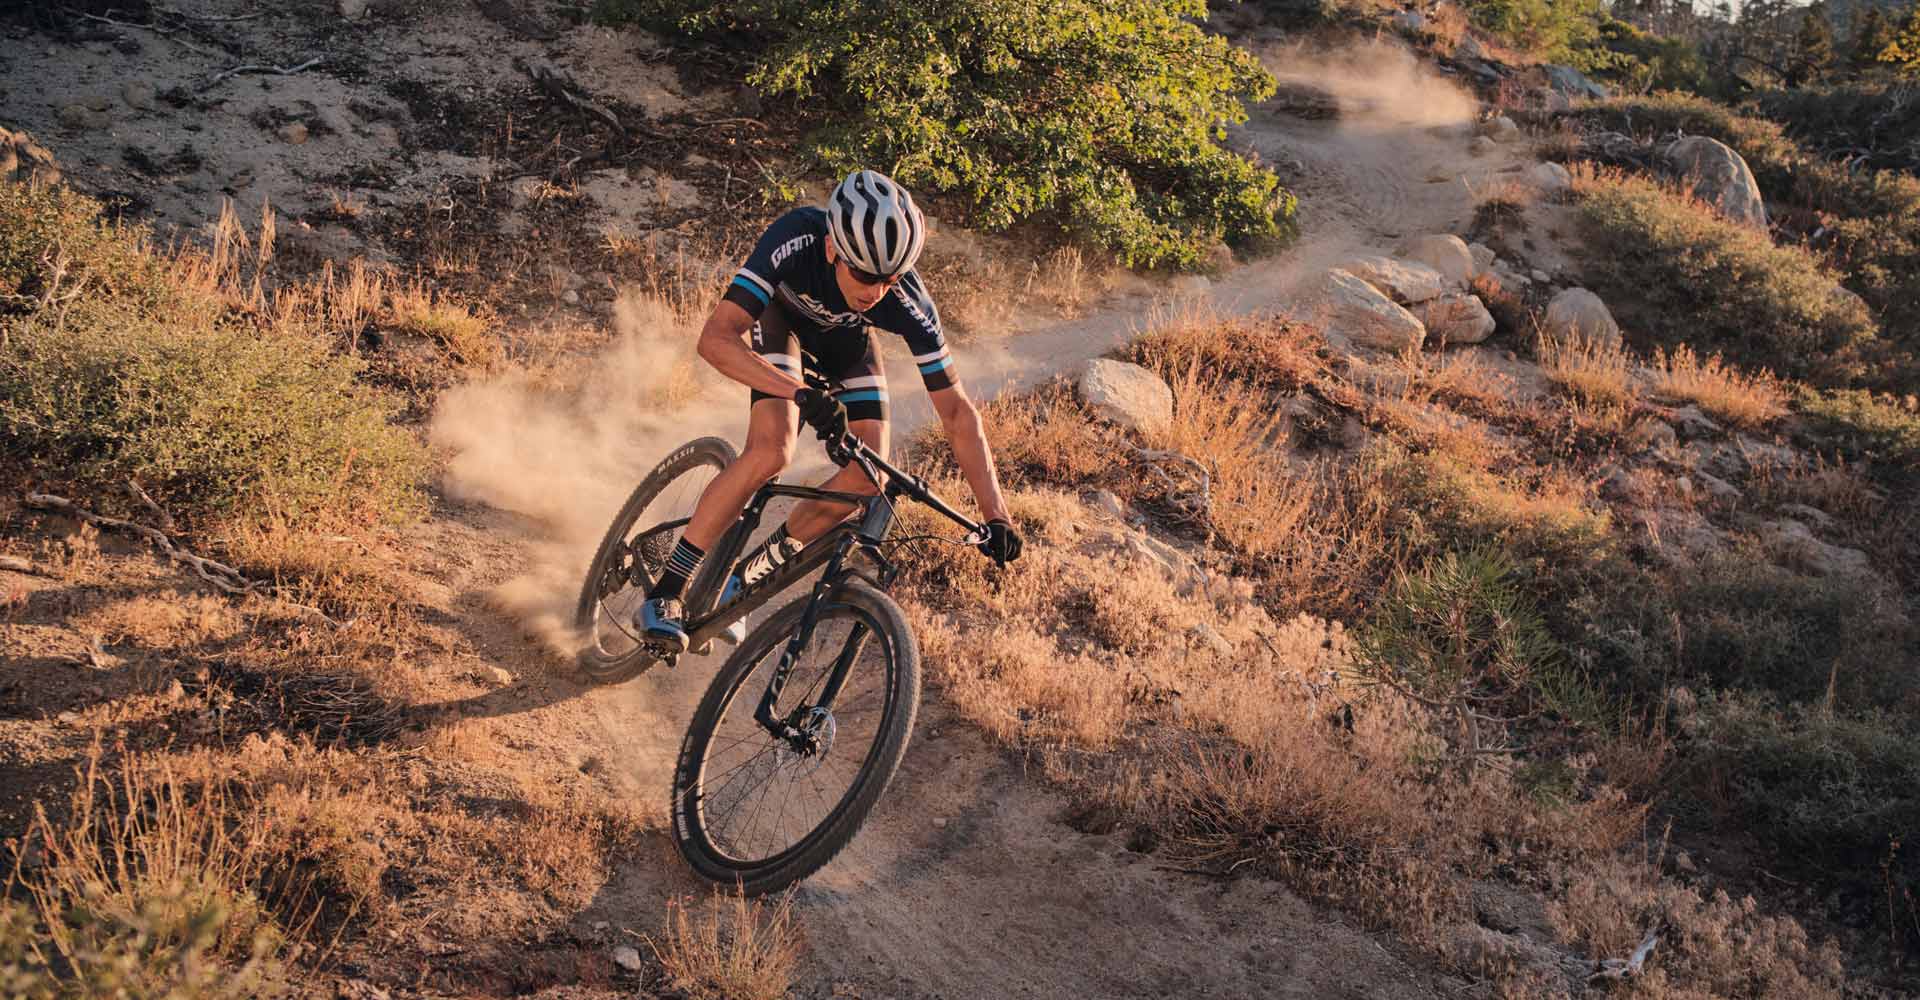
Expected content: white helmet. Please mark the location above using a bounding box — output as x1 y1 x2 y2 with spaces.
826 169 926 278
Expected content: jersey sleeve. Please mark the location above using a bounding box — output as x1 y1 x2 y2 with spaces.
879 272 956 392
721 210 818 319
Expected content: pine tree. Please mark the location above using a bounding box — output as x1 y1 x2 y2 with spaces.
1884 1 1920 75
1852 5 1895 74
1793 4 1836 84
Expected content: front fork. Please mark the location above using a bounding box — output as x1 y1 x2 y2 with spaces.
752 529 891 752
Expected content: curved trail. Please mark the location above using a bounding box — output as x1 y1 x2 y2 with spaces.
437 39 1527 999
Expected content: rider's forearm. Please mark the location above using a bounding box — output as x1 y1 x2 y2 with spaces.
943 404 1012 525
696 303 806 399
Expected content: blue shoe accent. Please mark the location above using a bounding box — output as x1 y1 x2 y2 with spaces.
635 597 687 653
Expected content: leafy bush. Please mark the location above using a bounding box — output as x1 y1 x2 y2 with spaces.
1751 83 1920 174
598 0 1292 268
1573 17 1712 95
1797 387 1920 472
1686 695 1920 930
0 181 423 525
1465 0 1604 61
1572 170 1877 384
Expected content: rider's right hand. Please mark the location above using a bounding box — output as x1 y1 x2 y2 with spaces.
793 387 850 443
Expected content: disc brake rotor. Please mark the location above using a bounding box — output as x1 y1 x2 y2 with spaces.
777 706 837 778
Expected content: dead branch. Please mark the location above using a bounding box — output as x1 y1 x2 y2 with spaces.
126 479 176 533
62 8 220 55
156 6 267 21
1130 447 1213 534
1588 928 1660 982
201 56 324 92
0 555 54 578
23 493 339 627
523 60 627 140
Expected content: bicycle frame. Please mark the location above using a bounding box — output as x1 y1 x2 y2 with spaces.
671 436 982 749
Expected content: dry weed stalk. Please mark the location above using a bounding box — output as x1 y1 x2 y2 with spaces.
648 891 800 1000
1650 344 1785 429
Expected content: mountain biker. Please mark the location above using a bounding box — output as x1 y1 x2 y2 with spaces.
635 169 1023 651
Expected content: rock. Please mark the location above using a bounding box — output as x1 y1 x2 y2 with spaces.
1170 274 1211 299
1404 234 1475 288
611 945 644 972
1765 519 1871 577
1455 34 1488 61
280 122 310 145
339 0 368 16
1660 136 1767 230
57 104 99 130
1467 242 1496 276
1542 287 1621 350
1543 63 1609 101
121 81 156 111
1529 268 1550 283
1673 849 1699 874
1318 269 1427 352
1470 135 1499 157
1190 622 1233 656
0 128 61 185
1077 359 1174 434
932 817 948 829
1779 502 1836 531
483 666 514 686
1625 417 1677 453
1479 115 1520 142
1667 405 1722 440
562 288 581 305
1527 161 1571 193
1391 10 1427 33
1341 254 1445 304
1090 490 1127 520
1417 293 1496 345
84 93 113 112
1695 471 1742 502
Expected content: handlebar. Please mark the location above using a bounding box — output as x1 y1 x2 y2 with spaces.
798 366 984 541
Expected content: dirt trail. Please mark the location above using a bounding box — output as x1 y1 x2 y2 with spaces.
534 40 1516 1000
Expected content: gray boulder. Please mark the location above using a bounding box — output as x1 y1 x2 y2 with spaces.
1078 359 1174 434
1660 136 1767 230
1479 115 1520 143
1391 10 1427 33
1342 254 1446 304
1417 293 1496 344
1527 161 1572 193
1404 234 1475 288
1543 64 1609 101
1467 242 1497 277
1765 519 1871 577
1542 287 1621 350
0 128 61 185
1319 269 1428 352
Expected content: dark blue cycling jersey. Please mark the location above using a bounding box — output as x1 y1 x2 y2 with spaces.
721 207 956 393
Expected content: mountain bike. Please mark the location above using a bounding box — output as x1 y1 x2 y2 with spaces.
572 372 995 895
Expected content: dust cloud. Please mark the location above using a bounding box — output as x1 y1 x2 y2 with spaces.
1263 36 1479 129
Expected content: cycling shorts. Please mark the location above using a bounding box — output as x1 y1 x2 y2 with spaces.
747 302 889 424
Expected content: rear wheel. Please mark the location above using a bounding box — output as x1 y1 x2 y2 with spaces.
670 582 919 895
572 437 736 683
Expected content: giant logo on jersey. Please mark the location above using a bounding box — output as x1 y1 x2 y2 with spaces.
782 290 866 329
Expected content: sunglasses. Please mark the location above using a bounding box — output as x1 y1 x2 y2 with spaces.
840 259 901 288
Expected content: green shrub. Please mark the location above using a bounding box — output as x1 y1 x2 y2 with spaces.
1685 694 1920 936
1355 547 1600 762
1466 0 1604 61
598 0 1292 268
1797 387 1920 470
1573 171 1877 384
0 181 423 526
1671 560 1914 709
1572 18 1712 95
1751 83 1920 174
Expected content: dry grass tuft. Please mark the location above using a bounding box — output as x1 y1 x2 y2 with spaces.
1538 333 1638 435
649 892 800 1000
386 281 503 369
1650 344 1786 429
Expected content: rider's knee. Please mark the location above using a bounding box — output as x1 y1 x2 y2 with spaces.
738 438 793 480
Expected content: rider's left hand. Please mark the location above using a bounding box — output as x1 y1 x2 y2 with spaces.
978 519 1022 566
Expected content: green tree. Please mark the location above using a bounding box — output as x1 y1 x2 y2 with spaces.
1850 4 1895 74
1882 1 1920 75
604 0 1291 268
1790 4 1836 84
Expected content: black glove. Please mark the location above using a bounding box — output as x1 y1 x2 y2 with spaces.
793 387 849 443
978 519 1023 565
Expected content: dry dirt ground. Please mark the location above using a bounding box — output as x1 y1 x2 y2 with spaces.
1 5 1561 997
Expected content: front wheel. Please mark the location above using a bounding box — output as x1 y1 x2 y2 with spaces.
670 582 920 895
572 437 736 684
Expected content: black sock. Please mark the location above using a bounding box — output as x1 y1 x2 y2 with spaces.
738 525 802 588
649 537 705 601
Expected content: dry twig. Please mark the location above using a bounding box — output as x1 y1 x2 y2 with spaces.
0 555 53 578
201 56 324 92
1130 447 1214 535
23 493 339 626
1588 927 1660 982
